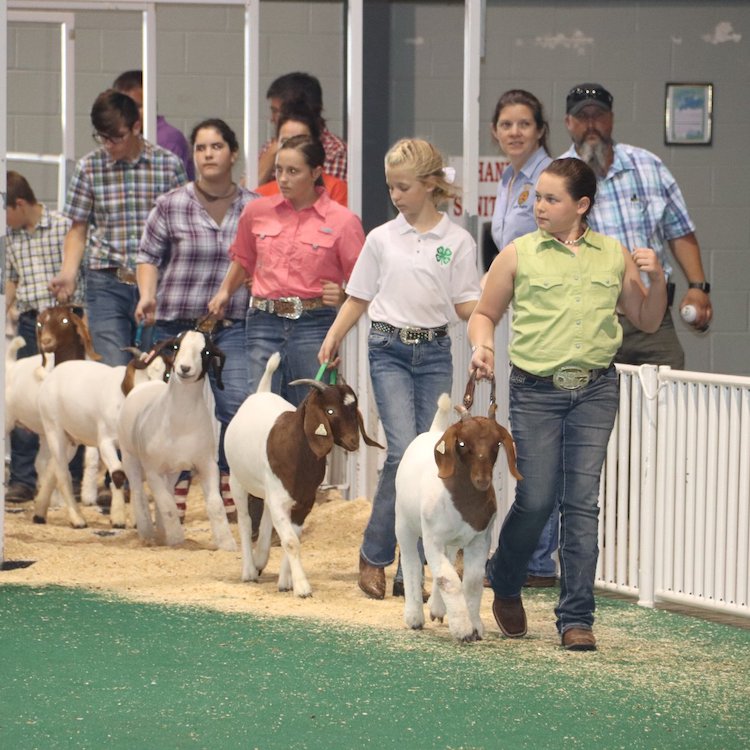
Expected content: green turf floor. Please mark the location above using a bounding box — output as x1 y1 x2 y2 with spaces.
1 585 748 749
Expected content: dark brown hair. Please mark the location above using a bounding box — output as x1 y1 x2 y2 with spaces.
277 135 325 186
6 171 37 207
543 158 597 219
189 118 239 153
491 89 550 154
90 89 140 135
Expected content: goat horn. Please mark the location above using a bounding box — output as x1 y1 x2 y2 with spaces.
288 378 327 392
454 405 471 422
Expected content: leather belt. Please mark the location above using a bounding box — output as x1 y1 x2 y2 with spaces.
512 364 613 391
250 296 325 320
96 266 137 285
371 320 448 344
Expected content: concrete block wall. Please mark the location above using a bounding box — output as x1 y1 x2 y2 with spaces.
5 0 749 375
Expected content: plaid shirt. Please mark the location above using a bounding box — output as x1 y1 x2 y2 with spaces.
260 127 348 180
137 183 256 321
6 205 84 312
64 140 187 271
561 142 695 281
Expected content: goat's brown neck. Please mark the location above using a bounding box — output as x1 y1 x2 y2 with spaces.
267 410 326 527
442 465 496 532
51 338 87 365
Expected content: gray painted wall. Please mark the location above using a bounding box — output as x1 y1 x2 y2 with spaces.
6 1 749 375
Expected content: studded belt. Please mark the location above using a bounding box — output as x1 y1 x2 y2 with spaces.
512 364 613 391
250 296 325 320
371 320 449 344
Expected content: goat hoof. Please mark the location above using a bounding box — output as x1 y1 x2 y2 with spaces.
430 614 444 623
32 515 47 525
409 624 423 631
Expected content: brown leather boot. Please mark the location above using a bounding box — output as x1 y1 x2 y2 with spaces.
492 595 527 638
358 554 385 599
562 627 597 651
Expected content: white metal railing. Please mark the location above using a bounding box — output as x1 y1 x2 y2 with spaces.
596 364 750 618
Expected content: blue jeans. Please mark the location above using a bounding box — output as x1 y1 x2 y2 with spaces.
361 328 453 568
85 269 153 366
486 366 619 634
10 310 83 489
155 319 250 474
528 507 560 577
244 307 337 407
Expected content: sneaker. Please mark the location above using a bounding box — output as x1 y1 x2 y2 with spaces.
5 482 35 503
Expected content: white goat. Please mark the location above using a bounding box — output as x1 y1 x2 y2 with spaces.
117 330 236 551
5 306 101 507
395 392 521 642
225 353 383 597
33 347 170 528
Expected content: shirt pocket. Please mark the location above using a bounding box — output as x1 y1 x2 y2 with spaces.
528 275 565 311
590 273 621 310
252 220 283 270
298 230 337 255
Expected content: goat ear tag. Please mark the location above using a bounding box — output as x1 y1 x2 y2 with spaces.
315 423 328 437
436 440 446 454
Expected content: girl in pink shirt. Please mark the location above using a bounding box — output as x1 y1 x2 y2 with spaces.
209 135 364 406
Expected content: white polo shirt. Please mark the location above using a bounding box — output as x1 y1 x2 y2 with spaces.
345 212 481 329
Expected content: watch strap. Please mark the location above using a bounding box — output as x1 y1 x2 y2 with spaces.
688 281 711 293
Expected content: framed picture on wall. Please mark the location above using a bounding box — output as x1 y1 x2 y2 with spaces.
665 83 713 145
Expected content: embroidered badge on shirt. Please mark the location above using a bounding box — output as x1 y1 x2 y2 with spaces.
321 227 334 234
517 184 533 206
436 246 452 265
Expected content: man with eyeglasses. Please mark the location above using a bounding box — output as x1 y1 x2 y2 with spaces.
50 89 187 365
561 83 712 368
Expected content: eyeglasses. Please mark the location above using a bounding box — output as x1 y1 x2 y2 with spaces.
92 130 130 145
566 86 613 110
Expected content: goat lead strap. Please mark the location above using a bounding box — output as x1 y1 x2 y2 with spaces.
134 322 144 349
462 370 496 414
315 363 338 385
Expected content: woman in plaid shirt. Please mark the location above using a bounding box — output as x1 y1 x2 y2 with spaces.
136 118 257 519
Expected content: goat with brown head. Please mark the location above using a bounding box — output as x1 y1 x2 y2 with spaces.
289 377 383 458
36 305 100 366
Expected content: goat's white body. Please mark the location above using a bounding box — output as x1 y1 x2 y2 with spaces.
5 344 99 507
117 332 236 551
395 396 494 641
36 361 131 528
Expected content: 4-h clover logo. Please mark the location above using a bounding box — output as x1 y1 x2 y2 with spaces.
435 246 452 265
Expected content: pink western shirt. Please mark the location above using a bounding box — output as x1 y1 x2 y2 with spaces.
229 188 364 299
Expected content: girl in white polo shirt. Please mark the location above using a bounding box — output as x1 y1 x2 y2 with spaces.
319 138 481 599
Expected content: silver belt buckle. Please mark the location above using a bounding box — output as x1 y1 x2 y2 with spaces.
399 327 424 344
552 365 590 391
276 296 303 320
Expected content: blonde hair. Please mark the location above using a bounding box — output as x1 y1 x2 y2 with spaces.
384 138 458 206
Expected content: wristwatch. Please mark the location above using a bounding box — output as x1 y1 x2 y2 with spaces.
688 281 711 293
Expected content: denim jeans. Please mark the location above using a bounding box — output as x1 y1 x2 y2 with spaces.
486 366 619 634
85 269 153 366
155 319 250 474
361 328 453 568
244 306 337 407
9 311 83 488
528 507 560 577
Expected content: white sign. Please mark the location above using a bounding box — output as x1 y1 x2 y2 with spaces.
447 156 511 219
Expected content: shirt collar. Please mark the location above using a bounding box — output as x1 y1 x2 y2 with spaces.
273 186 331 219
516 146 550 180
394 211 450 238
